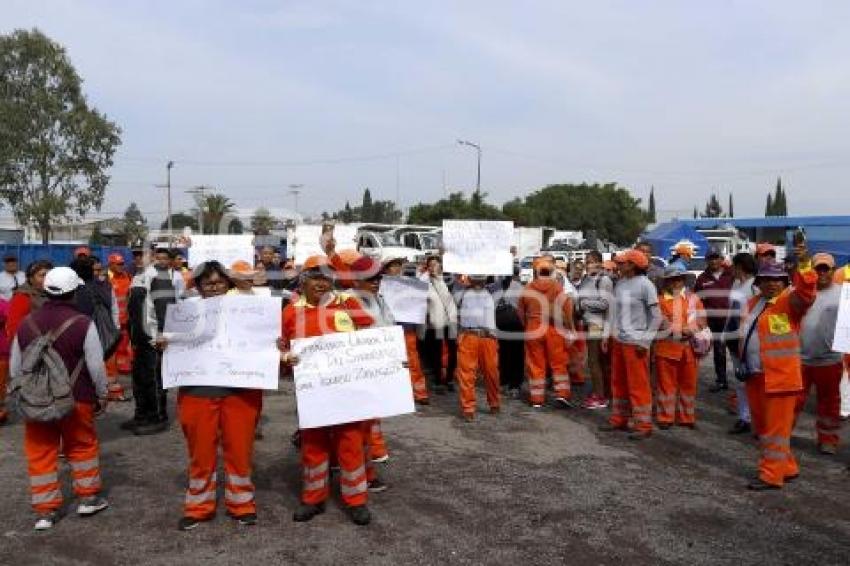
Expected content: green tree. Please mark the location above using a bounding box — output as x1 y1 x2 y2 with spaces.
407 192 506 225
250 207 276 235
341 201 354 223
499 183 646 245
728 193 734 218
0 29 122 243
701 193 723 218
160 212 198 231
88 223 106 246
120 202 147 246
765 193 774 216
647 186 657 223
198 193 237 234
766 177 788 217
693 206 698 219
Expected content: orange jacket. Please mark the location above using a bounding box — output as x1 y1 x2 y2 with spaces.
655 291 706 361
833 264 850 284
741 264 817 393
108 270 132 326
517 278 574 332
281 292 375 346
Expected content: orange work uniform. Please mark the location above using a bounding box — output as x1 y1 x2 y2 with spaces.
104 271 131 401
518 279 573 405
282 293 375 508
654 291 706 425
743 265 817 487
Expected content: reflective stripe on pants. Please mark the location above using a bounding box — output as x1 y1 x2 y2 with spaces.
609 341 653 432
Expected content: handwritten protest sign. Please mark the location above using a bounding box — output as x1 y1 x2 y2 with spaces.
442 220 514 275
188 235 255 269
162 295 282 389
290 326 415 429
379 276 428 324
293 224 358 265
832 283 850 353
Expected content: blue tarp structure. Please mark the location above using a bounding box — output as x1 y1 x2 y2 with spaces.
0 244 131 268
642 221 710 259
805 238 850 267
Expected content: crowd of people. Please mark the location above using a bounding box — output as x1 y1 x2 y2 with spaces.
1 237 848 533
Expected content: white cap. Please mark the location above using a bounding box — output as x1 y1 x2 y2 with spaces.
44 267 84 296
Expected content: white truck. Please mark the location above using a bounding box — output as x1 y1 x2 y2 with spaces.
356 230 421 263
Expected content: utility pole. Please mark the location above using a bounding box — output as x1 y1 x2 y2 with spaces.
186 185 207 234
288 184 303 223
457 140 481 197
155 160 175 243
395 155 401 222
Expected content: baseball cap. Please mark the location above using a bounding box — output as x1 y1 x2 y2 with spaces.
620 249 649 270
108 253 124 264
44 267 84 296
812 253 835 269
755 242 776 257
302 255 332 275
229 260 257 277
674 243 694 258
74 246 91 258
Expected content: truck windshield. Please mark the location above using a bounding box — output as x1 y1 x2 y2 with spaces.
419 233 441 249
376 232 402 246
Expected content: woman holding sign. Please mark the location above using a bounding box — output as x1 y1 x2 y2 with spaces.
156 261 263 531
281 255 376 526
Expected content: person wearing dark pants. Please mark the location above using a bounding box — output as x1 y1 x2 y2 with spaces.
419 257 458 393
694 248 734 392
490 274 525 396
419 328 457 393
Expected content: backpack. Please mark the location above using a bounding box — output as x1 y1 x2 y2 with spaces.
10 315 85 422
79 283 120 358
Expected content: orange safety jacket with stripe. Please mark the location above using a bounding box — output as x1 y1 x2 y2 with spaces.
108 270 132 326
281 292 375 343
655 290 706 361
739 262 817 393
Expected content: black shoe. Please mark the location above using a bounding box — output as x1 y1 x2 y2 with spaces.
784 474 799 484
445 382 455 393
747 478 781 491
293 502 325 522
119 417 143 431
291 430 301 449
709 383 729 393
657 423 672 430
728 420 751 435
230 513 257 526
133 420 169 436
346 505 371 526
367 479 388 493
178 516 204 531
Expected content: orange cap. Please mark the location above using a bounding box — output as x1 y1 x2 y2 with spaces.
532 257 554 272
336 249 362 266
620 249 649 269
302 255 332 272
229 260 257 276
108 253 124 264
74 246 91 257
812 253 835 269
674 243 694 258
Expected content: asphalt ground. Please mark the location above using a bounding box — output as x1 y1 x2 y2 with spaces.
1 361 849 566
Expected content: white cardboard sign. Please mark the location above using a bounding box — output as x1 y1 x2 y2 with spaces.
291 326 415 429
162 295 283 390
442 220 514 275
293 224 358 265
379 276 429 324
187 235 255 269
832 282 850 353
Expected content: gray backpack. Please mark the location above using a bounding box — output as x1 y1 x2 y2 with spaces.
11 315 85 422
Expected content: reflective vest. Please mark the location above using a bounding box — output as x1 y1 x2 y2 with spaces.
743 265 817 393
108 270 132 326
655 291 704 361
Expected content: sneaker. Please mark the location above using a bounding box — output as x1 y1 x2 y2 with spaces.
657 423 672 430
119 417 143 431
178 516 203 531
818 443 838 455
415 398 430 406
293 502 325 522
554 397 576 409
371 454 389 464
34 511 60 531
231 513 257 526
628 431 652 441
346 504 371 526
747 478 781 491
77 496 109 516
531 404 543 409
367 479 388 493
595 398 609 409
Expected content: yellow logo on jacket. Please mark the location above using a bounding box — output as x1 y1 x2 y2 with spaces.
768 313 791 335
333 311 355 332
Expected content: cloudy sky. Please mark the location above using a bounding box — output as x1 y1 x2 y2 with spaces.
5 1 850 223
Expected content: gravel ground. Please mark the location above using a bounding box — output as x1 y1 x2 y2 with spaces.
1 362 849 566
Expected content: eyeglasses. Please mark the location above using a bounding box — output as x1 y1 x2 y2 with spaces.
814 265 833 273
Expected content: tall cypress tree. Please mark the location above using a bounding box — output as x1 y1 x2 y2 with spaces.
648 186 657 223
765 193 774 216
728 193 734 218
693 206 698 219
361 188 373 222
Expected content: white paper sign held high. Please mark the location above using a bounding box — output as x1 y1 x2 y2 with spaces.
442 220 514 275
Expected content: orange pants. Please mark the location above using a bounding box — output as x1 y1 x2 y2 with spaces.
568 329 587 387
104 328 130 399
746 373 799 486
456 332 500 416
655 349 698 425
795 363 843 446
301 421 367 507
609 341 653 433
178 390 262 519
24 402 102 514
368 419 388 460
525 326 570 405
0 357 9 420
405 329 428 401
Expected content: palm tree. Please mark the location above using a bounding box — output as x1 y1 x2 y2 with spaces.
197 193 236 234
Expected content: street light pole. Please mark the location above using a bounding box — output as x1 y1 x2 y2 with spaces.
288 184 303 223
155 160 175 243
457 140 481 196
